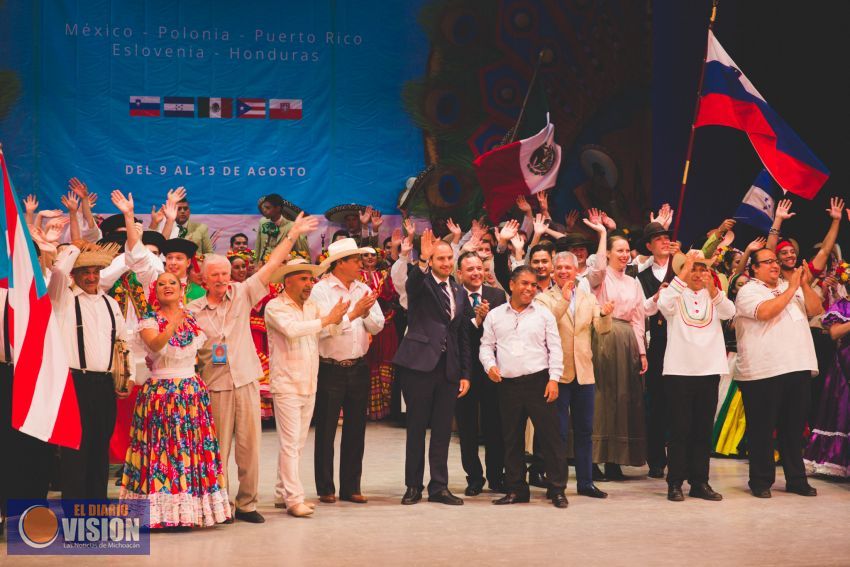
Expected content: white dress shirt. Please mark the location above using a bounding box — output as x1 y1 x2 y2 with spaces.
432 272 456 318
47 246 133 377
479 301 563 381
265 293 324 396
390 255 413 310
310 273 384 361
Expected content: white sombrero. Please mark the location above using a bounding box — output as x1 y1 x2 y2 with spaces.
319 238 374 271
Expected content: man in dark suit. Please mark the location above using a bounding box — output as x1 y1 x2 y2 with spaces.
454 251 507 496
394 229 472 506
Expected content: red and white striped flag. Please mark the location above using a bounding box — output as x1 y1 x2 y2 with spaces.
0 148 80 449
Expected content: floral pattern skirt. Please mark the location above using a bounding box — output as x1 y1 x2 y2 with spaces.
119 374 231 528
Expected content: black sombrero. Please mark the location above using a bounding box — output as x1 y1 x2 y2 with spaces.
160 238 198 258
324 204 366 225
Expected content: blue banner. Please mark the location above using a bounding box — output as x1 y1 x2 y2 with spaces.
0 0 429 214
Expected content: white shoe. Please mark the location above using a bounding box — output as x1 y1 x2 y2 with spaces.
287 503 314 518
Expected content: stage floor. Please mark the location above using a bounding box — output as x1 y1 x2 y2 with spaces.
5 422 850 566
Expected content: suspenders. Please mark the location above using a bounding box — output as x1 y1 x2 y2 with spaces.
74 295 116 373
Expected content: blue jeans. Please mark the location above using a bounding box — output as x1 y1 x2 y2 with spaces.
556 381 595 490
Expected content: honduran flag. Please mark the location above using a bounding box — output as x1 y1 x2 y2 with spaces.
0 148 80 449
733 169 785 232
695 31 829 199
163 96 195 118
129 96 160 117
473 114 562 223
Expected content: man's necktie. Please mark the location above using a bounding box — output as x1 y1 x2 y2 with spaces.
177 224 188 238
438 281 452 318
471 292 481 307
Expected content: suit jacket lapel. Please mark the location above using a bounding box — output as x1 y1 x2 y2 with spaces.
426 273 451 323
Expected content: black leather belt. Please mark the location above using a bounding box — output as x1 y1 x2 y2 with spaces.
320 357 364 368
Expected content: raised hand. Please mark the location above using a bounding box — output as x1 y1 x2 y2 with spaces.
446 217 462 239
150 205 165 227
746 237 766 252
61 191 80 213
390 227 403 249
39 209 63 219
583 208 606 233
87 192 98 208
828 197 845 220
68 177 89 199
536 191 550 215
166 186 187 204
717 218 736 235
401 229 414 256
420 229 435 259
162 199 178 222
650 203 674 229
776 199 795 221
601 211 617 231
498 219 520 243
532 213 547 235
516 195 532 215
111 189 134 215
471 217 488 240
371 209 384 229
44 217 70 242
403 217 416 239
359 206 373 225
509 233 526 256
24 194 39 213
565 209 579 231
290 211 319 238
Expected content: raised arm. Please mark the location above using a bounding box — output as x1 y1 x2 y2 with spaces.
61 191 82 243
253 212 319 285
583 208 608 289
735 237 766 277
766 199 794 251
810 197 844 273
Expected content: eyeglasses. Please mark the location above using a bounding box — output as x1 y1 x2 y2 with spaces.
755 258 779 266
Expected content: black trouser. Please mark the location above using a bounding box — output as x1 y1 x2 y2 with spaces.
737 371 810 491
455 370 504 489
61 370 116 500
664 374 719 487
400 354 458 494
645 339 668 471
0 364 53 517
499 372 567 496
313 359 369 498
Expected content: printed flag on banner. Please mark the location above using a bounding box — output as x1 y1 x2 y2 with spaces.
237 98 266 119
733 169 785 232
163 97 195 118
269 99 302 120
198 97 233 119
473 114 562 223
0 147 80 449
128 96 160 117
696 30 830 199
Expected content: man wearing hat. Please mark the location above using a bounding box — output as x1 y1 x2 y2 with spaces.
310 237 384 504
324 204 379 248
255 193 310 263
186 211 319 524
265 259 349 517
657 251 735 502
47 240 134 499
637 220 675 479
557 233 596 281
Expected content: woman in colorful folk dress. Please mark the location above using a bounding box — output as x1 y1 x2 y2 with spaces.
120 271 231 528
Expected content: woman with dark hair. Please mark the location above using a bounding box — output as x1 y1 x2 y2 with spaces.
585 209 648 480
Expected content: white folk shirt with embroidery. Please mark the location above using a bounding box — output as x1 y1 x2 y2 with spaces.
265 293 324 396
657 277 735 376
734 278 818 381
309 273 385 361
47 246 133 376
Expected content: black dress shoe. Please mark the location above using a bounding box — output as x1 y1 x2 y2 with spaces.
492 492 530 505
235 510 266 523
528 471 549 488
689 483 723 501
751 487 772 498
667 485 684 501
464 483 484 497
428 489 464 506
401 486 423 505
550 492 569 508
577 485 608 499
786 482 818 497
648 467 665 479
604 463 626 481
592 464 608 482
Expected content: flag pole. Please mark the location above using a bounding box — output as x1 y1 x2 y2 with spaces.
672 0 719 240
500 50 545 146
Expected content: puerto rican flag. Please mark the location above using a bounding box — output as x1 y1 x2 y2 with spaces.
473 114 562 222
129 96 160 117
733 169 786 232
237 98 266 119
695 31 829 199
269 99 302 120
0 148 80 449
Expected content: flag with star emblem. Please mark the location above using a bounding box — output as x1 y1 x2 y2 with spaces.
128 96 160 117
237 98 266 119
163 96 195 118
733 169 785 232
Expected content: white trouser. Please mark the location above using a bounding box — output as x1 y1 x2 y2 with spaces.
273 392 316 507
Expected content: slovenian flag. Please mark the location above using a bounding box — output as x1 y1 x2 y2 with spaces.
237 98 266 119
129 96 160 117
198 97 233 119
733 169 786 232
163 96 195 118
0 148 81 449
473 114 562 223
695 31 829 199
269 99 302 120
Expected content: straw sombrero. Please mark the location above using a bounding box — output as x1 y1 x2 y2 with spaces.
73 241 122 270
270 258 325 283
671 250 715 276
